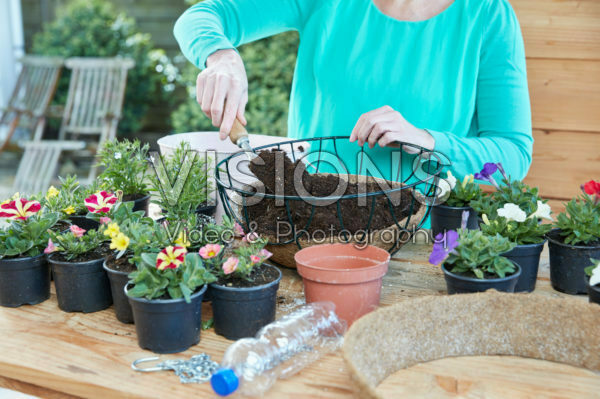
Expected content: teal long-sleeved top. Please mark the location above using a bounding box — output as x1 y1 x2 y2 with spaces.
174 0 533 182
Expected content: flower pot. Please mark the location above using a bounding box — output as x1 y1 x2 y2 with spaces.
103 261 134 324
126 284 207 353
295 243 390 325
68 215 100 231
196 204 216 217
547 229 600 295
49 254 112 313
0 254 50 307
430 204 478 238
586 277 600 306
441 262 521 294
130 194 151 216
502 240 545 292
210 264 282 340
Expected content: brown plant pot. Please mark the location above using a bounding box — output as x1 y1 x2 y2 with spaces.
295 243 390 326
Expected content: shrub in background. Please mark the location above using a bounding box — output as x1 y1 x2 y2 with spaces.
32 0 178 135
171 0 298 136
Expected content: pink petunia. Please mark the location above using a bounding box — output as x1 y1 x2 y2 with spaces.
69 225 86 238
84 191 117 214
250 255 261 264
222 256 239 275
198 244 222 259
99 216 112 224
243 232 259 243
233 222 244 236
259 248 273 260
44 239 57 254
0 198 41 220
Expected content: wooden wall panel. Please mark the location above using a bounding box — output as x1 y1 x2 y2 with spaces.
512 0 600 60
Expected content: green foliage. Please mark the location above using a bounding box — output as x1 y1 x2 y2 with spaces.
445 230 516 279
0 212 60 258
43 175 100 217
150 141 212 222
127 252 216 302
471 179 544 218
171 23 298 136
31 0 176 134
97 139 150 196
479 215 551 245
444 174 482 207
201 234 270 280
555 195 600 245
49 227 106 261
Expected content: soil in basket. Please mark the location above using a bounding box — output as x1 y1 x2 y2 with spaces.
104 252 136 273
52 244 110 263
215 265 279 288
248 149 419 235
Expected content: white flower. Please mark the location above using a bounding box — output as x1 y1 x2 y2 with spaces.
529 200 553 221
446 171 457 190
590 263 600 287
115 152 122 160
497 203 527 223
461 174 474 189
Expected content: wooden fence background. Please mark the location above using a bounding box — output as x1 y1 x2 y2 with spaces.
20 0 600 212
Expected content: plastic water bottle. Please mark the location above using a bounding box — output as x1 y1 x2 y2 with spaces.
211 302 347 396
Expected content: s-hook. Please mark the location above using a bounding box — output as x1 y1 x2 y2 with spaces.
132 353 219 384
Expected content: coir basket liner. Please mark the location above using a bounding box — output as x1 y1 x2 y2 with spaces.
342 291 600 398
234 173 427 268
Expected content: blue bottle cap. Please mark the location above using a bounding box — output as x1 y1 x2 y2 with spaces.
211 368 239 396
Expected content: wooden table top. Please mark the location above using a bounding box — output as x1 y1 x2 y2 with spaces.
0 242 598 399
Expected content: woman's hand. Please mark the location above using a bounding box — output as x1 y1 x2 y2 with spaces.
349 106 435 154
197 49 249 139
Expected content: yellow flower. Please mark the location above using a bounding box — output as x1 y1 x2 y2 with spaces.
462 174 474 189
110 233 130 251
482 214 490 226
63 206 76 215
104 223 120 238
174 231 191 248
46 186 59 199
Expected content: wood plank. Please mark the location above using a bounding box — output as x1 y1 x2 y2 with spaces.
0 243 591 399
524 129 600 200
528 59 600 132
512 0 600 60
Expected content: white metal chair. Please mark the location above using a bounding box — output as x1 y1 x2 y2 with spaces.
0 56 64 153
9 57 134 196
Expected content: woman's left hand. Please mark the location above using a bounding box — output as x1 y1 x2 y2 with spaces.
349 105 435 154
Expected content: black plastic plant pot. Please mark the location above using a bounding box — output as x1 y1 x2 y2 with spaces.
587 277 600 306
68 215 100 231
131 194 151 216
126 284 207 354
196 204 216 217
547 229 600 295
210 264 282 340
430 204 478 238
103 261 134 324
0 254 50 307
49 254 112 313
502 240 546 293
441 263 521 294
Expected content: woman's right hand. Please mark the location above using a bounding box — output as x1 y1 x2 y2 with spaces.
197 49 249 140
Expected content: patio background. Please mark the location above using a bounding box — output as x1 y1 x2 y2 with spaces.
10 0 600 212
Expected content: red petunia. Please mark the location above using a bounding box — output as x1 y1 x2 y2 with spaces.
582 180 600 196
84 191 118 214
0 198 41 220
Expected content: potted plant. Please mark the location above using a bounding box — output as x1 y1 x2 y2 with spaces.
150 141 214 220
43 175 100 231
585 258 600 305
430 170 481 237
97 139 152 215
126 247 216 353
429 212 520 294
0 197 58 307
201 233 281 340
102 202 169 323
547 180 600 294
479 201 552 292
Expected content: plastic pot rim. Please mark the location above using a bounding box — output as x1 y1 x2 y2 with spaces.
294 243 391 274
209 264 282 293
434 203 474 211
48 252 105 267
102 260 131 277
441 262 521 283
546 228 600 250
0 252 45 264
125 283 207 305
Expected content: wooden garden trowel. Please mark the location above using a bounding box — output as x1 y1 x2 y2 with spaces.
229 118 256 161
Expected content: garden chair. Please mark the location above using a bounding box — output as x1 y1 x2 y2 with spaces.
0 56 64 153
10 57 135 196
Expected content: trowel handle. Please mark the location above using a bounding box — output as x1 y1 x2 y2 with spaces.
230 118 248 145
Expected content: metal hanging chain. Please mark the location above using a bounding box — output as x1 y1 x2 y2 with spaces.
132 353 219 384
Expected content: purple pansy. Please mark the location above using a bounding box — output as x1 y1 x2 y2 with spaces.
429 230 460 266
474 162 500 188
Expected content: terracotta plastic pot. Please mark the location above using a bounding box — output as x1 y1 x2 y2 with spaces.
295 243 390 325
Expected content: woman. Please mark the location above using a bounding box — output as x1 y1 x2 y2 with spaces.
174 0 532 181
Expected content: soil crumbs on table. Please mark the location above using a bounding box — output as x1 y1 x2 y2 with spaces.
215 264 280 288
247 149 420 236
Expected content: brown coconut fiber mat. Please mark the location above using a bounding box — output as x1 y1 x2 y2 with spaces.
342 291 600 398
